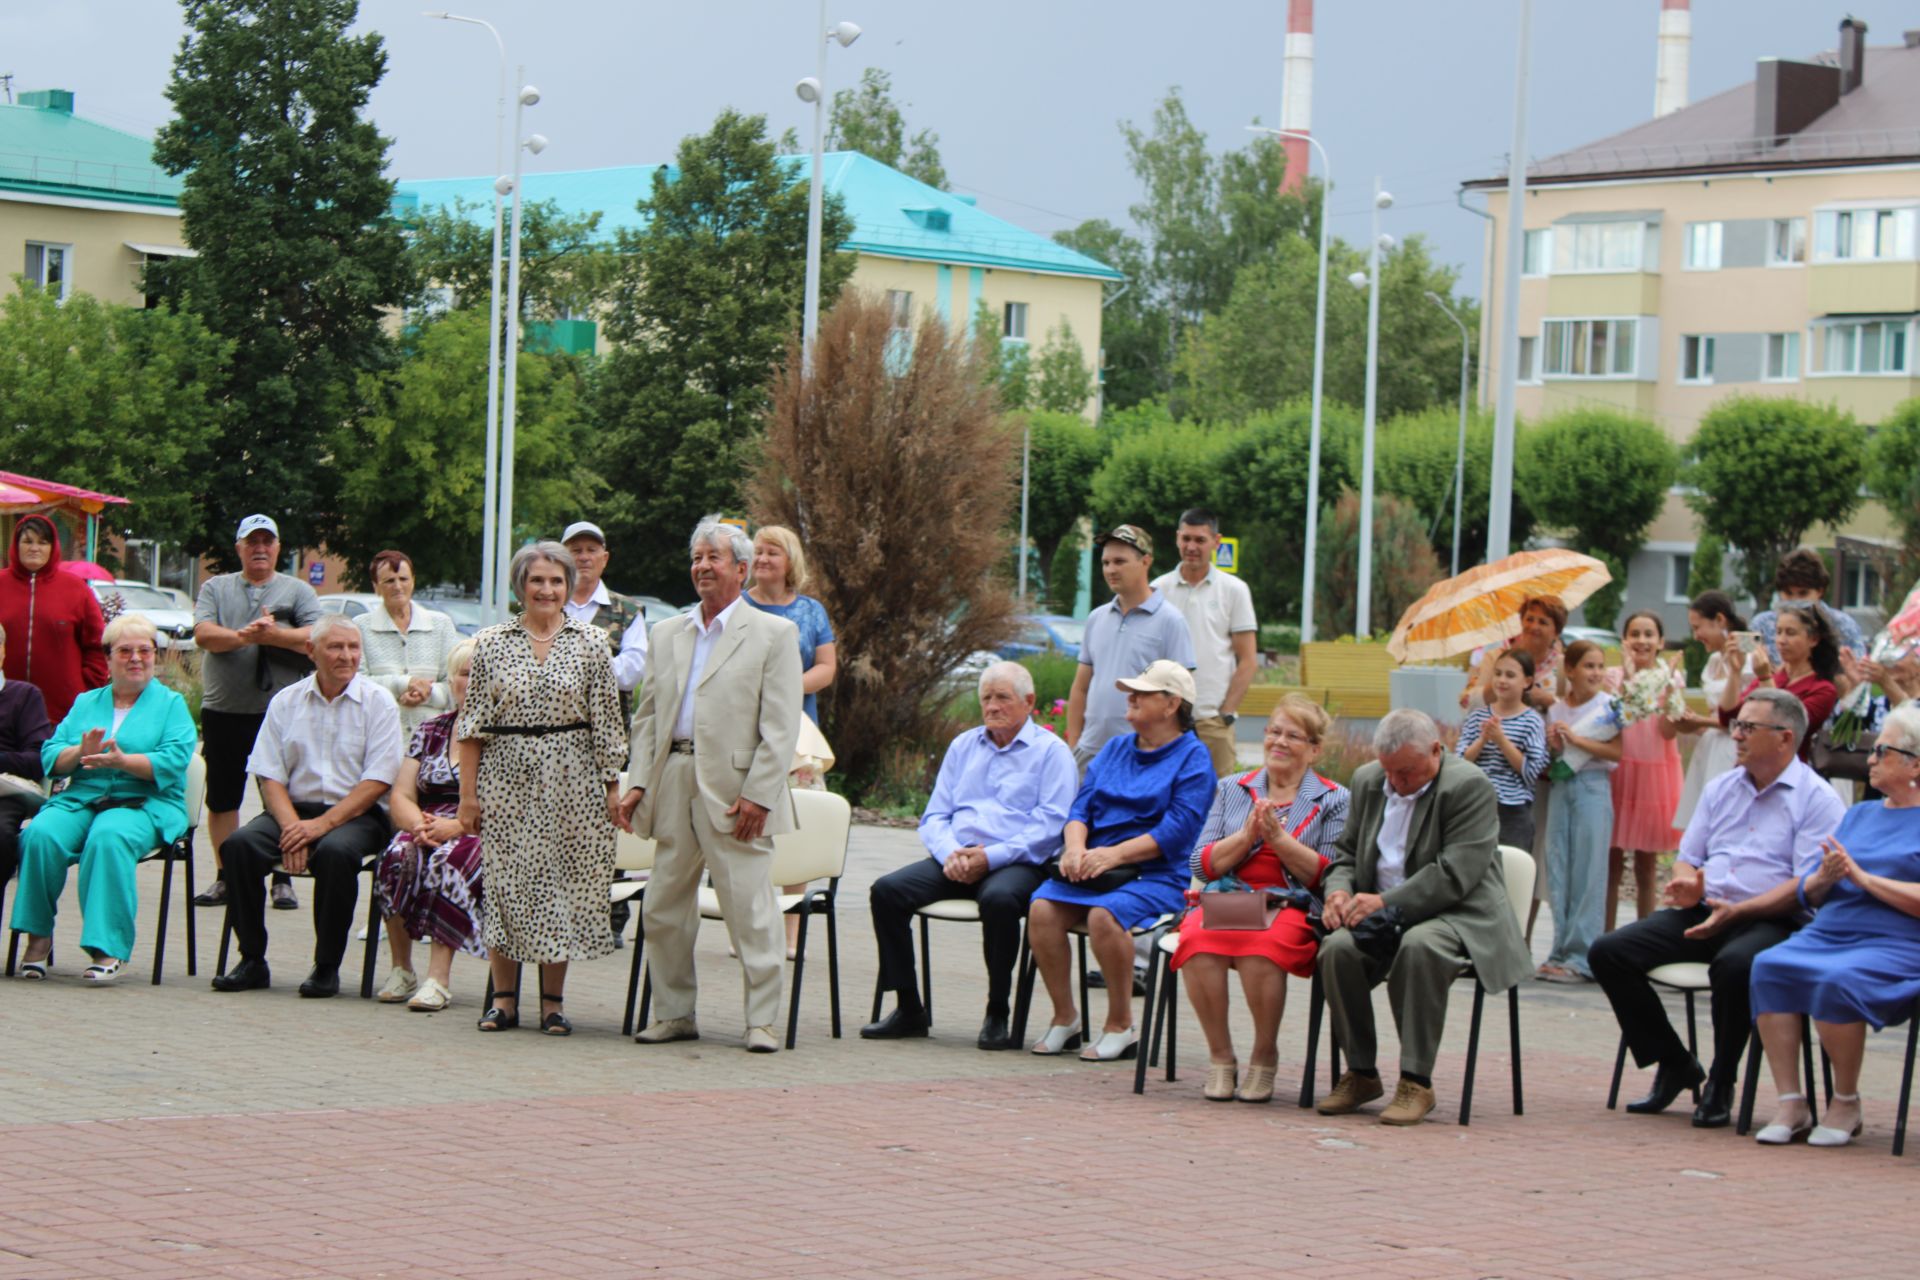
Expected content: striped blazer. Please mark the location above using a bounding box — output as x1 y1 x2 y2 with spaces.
1190 767 1351 889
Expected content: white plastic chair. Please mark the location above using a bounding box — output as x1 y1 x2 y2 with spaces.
614 825 658 1036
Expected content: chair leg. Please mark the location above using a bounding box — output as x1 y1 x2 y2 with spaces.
152 854 174 986
183 840 199 977
785 905 811 1051
1821 1047 1834 1107
4 927 19 977
825 895 842 1039
1893 1004 1918 1158
1508 985 1523 1116
1076 933 1091 1044
359 883 380 999
1133 944 1162 1096
622 910 647 1037
1607 1034 1630 1110
639 967 653 1031
1458 983 1487 1127
1736 1025 1763 1136
918 914 933 1028
870 972 885 1025
1010 934 1034 1046
1800 1018 1819 1128
215 898 233 978
1300 970 1324 1109
1683 990 1702 1104
1164 965 1179 1083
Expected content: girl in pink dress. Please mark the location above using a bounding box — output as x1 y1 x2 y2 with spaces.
1606 610 1684 931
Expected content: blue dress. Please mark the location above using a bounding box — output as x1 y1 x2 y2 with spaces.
746 593 834 723
1750 801 1920 1029
1030 731 1215 930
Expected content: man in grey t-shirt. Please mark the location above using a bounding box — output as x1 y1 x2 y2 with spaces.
190 514 320 908
1066 524 1196 773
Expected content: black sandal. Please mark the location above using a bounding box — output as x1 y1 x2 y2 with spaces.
540 990 572 1037
477 988 519 1032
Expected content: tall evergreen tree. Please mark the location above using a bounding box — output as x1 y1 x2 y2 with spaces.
153 0 413 561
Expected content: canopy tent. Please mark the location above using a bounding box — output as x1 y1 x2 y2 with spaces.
0 471 129 563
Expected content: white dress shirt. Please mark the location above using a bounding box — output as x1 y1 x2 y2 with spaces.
566 581 649 691
1150 566 1256 719
248 673 404 807
1375 775 1437 893
673 595 744 742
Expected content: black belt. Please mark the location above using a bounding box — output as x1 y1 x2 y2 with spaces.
669 739 695 755
483 722 590 737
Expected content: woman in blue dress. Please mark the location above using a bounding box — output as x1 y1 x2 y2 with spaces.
1027 660 1215 1062
1749 702 1920 1147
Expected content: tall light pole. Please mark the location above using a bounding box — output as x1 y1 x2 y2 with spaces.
1252 125 1332 643
425 11 508 622
796 5 861 369
1488 0 1533 561
1017 422 1031 606
1425 290 1472 577
1349 182 1393 638
492 75 544 615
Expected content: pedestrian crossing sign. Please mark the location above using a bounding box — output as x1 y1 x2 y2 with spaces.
1215 537 1239 574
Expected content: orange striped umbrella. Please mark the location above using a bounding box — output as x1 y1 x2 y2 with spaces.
1387 549 1613 663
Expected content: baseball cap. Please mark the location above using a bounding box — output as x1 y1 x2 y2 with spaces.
561 521 606 545
1095 524 1153 556
235 514 279 541
1115 659 1197 706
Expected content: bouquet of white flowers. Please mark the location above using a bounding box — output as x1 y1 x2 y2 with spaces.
1616 661 1687 725
1831 631 1917 749
1549 694 1624 778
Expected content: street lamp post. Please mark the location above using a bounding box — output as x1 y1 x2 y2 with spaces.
1349 181 1393 638
1425 290 1472 577
425 10 508 621
1488 0 1533 561
796 4 861 370
491 76 544 615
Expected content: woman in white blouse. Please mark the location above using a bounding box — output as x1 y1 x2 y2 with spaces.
355 550 462 733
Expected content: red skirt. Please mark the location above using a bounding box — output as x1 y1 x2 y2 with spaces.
1169 905 1318 977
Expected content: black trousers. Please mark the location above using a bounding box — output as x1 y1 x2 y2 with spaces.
870 857 1046 1017
1589 904 1795 1088
221 803 390 966
0 793 34 889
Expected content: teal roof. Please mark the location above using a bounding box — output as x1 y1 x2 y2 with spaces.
0 99 181 207
395 151 1123 282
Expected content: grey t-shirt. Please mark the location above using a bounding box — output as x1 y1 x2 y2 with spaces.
1076 589 1196 765
194 571 322 714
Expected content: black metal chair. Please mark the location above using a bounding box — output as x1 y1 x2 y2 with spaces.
214 851 383 998
867 897 1030 1033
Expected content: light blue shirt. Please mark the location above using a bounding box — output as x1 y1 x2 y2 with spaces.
1078 589 1196 759
1678 756 1846 910
919 718 1077 871
673 595 743 742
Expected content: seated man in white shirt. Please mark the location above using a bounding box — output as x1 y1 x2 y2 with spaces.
862 661 1077 1050
211 614 404 999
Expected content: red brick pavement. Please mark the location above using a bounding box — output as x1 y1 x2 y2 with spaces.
0 1040 1910 1280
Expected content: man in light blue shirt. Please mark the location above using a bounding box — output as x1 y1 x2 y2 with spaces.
1067 525 1196 773
863 660 1076 1050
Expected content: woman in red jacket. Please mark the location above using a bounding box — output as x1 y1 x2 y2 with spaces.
1 515 108 723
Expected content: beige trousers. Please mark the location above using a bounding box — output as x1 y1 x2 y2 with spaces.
1193 715 1238 777
640 753 785 1030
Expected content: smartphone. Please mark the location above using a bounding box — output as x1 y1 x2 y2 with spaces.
1732 631 1759 654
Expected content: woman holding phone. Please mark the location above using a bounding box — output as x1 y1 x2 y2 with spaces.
1674 591 1749 826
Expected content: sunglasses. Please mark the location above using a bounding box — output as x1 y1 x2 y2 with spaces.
1869 744 1920 763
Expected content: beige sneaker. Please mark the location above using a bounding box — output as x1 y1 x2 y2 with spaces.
376 967 418 1003
745 1025 780 1053
634 1016 699 1044
1316 1070 1386 1115
1379 1078 1437 1126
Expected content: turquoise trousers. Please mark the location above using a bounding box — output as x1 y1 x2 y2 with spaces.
9 803 162 962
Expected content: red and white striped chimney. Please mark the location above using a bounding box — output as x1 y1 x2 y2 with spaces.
1654 0 1691 117
1279 0 1313 194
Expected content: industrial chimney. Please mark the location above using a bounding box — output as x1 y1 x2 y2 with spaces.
1279 0 1312 194
1653 0 1690 117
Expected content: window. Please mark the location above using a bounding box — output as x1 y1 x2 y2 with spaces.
1814 207 1918 262
1769 218 1806 266
1541 318 1639 378
1684 222 1723 270
1680 335 1715 384
1002 301 1028 341
1842 560 1882 610
1668 554 1693 604
1552 221 1648 273
24 242 70 300
886 290 913 332
1517 335 1540 383
1522 229 1552 277
1818 319 1910 376
1763 332 1801 382
884 290 915 372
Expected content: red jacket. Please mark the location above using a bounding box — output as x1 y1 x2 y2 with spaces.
0 515 108 723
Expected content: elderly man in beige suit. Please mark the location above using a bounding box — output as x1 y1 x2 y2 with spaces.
617 517 803 1053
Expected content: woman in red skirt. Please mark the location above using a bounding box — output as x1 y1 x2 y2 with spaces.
1606 611 1685 930
1172 693 1350 1104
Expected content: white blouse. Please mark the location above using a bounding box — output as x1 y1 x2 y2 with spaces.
354 604 463 733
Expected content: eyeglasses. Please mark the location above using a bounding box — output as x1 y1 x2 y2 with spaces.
1869 744 1920 763
1728 719 1791 737
1263 728 1315 747
111 645 157 658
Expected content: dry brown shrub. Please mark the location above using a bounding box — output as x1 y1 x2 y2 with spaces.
748 289 1021 793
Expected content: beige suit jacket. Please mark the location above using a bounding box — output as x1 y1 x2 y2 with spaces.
625 598 803 839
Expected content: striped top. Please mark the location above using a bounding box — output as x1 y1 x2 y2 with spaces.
1188 767 1350 887
1457 705 1550 804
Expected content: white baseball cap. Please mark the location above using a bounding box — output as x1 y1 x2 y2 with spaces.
1115 659 1197 706
561 521 606 545
235 514 279 541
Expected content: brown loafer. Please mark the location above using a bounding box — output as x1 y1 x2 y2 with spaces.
1379 1078 1437 1126
1316 1070 1386 1115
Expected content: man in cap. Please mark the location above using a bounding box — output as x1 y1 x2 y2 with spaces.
1152 507 1257 778
1066 525 1196 774
190 514 321 911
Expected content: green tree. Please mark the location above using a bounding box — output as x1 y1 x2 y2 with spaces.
1021 411 1105 577
1686 531 1726 600
1031 320 1095 415
406 197 614 322
826 67 947 189
1313 488 1443 640
1370 405 1529 572
152 0 412 560
1866 396 1920 549
1685 395 1867 602
592 108 857 595
1050 219 1163 411
0 285 229 545
1045 536 1083 615
1088 422 1228 560
1210 400 1360 621
330 310 598 588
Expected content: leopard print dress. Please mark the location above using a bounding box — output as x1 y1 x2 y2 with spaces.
454 617 627 964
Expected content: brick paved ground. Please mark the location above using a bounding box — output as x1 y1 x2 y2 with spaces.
2 818 1913 1279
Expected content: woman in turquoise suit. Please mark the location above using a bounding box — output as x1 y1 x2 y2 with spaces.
10 616 197 983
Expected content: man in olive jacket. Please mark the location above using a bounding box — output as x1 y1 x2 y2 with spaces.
1315 708 1529 1125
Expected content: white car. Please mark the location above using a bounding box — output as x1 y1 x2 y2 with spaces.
317 593 386 619
91 581 197 651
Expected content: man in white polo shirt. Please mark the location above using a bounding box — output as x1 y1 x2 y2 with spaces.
1152 507 1257 777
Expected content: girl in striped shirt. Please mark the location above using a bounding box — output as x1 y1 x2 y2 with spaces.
1458 647 1550 851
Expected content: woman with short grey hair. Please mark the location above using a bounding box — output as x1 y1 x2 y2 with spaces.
456 538 625 1037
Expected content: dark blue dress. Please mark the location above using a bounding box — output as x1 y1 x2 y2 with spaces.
1029 731 1215 930
1750 801 1920 1029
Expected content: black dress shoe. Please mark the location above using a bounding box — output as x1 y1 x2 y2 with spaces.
210 958 270 992
192 880 229 908
859 1007 930 1039
1625 1057 1705 1114
298 964 341 999
1691 1078 1733 1129
977 1012 1012 1051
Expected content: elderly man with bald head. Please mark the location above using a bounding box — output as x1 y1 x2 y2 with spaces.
862 661 1077 1050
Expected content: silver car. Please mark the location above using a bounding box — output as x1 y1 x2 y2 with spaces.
91 581 197 651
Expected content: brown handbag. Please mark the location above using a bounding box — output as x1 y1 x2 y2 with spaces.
1199 889 1281 930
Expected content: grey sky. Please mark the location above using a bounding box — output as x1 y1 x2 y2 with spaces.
5 2 1909 297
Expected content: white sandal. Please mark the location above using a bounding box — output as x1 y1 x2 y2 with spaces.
17 955 51 981
81 958 123 984
1029 1022 1082 1055
1079 1027 1140 1062
1755 1093 1813 1145
407 976 453 1012
1809 1094 1864 1147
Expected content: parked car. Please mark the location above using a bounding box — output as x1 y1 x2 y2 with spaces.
1561 625 1622 653
633 596 688 631
316 592 385 619
428 597 484 636
998 613 1084 662
90 581 196 651
116 578 192 611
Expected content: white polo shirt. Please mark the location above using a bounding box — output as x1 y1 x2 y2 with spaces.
1151 566 1256 719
